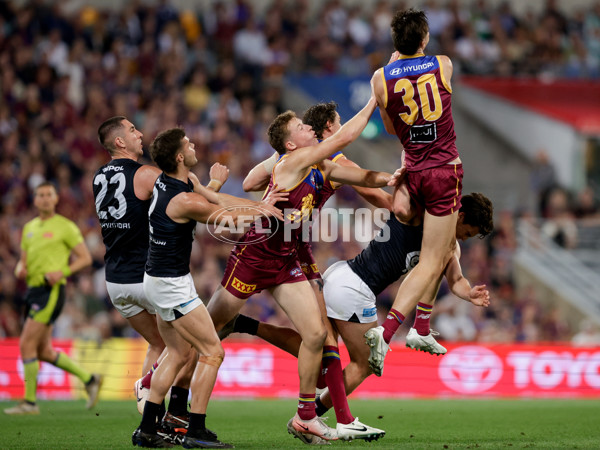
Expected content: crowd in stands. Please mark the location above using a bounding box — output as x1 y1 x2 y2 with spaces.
1 0 600 345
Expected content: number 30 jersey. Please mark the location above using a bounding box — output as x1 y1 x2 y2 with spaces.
93 158 151 283
381 54 458 171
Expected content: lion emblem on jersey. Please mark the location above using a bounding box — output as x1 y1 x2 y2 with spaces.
286 193 315 223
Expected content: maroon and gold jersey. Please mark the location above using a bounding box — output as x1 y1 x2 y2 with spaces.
381 54 458 172
236 154 325 258
314 151 344 211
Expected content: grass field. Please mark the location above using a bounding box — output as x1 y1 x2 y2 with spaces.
1 398 599 449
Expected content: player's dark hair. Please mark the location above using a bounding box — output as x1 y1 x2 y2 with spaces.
303 101 338 140
268 110 297 154
390 9 429 55
150 128 186 174
34 181 57 194
98 116 126 154
460 193 494 238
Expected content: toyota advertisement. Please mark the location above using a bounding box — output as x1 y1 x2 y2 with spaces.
1 339 598 400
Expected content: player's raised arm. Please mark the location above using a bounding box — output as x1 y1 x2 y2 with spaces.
168 192 283 225
243 152 278 192
321 158 393 188
333 157 393 210
192 163 230 203
286 93 378 171
372 54 398 136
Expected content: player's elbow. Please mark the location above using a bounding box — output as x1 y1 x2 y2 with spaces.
81 253 93 269
242 178 254 192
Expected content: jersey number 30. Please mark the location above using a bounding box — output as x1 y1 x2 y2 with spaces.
94 173 127 220
394 73 443 125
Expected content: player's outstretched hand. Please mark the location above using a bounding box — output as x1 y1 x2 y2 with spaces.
262 184 289 206
260 203 284 221
468 285 490 307
387 167 406 186
209 163 229 185
258 185 286 220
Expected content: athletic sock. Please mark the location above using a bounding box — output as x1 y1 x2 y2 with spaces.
382 308 405 344
140 401 162 434
141 362 158 389
414 302 433 336
316 362 327 389
159 400 166 421
297 393 316 420
315 396 329 417
187 413 207 438
322 346 353 424
53 352 92 384
23 358 39 404
233 314 259 335
168 386 189 416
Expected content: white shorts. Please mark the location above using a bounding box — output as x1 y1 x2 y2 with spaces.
323 261 378 324
143 272 203 322
106 281 155 319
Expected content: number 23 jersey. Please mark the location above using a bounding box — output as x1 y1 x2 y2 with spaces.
93 158 151 283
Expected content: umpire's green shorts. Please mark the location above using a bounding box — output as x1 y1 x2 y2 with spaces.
25 283 66 325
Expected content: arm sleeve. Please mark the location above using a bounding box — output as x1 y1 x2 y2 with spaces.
63 219 84 250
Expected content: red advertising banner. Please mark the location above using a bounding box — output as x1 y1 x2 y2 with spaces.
0 339 74 400
213 342 600 399
1 339 599 400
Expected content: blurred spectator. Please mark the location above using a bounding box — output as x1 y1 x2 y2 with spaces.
530 149 558 215
540 187 578 248
434 294 478 342
571 319 600 346
573 185 600 219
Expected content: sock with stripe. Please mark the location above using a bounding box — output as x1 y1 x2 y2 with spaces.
322 346 354 424
297 393 316 420
53 352 92 384
141 362 158 389
414 302 433 336
23 358 39 404
382 308 405 344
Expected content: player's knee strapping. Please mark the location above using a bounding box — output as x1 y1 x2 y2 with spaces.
198 354 224 367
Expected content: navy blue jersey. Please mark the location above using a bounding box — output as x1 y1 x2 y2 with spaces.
347 216 423 296
145 173 196 277
93 158 151 283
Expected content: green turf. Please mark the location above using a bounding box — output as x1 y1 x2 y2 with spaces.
1 399 599 449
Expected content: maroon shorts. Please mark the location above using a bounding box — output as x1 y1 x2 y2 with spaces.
297 242 321 281
221 245 307 299
406 164 463 217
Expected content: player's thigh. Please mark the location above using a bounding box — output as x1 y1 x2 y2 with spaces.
336 319 376 365
128 310 164 348
172 304 223 357
156 315 193 363
420 211 458 265
206 285 246 330
270 281 325 339
310 279 337 344
20 317 49 354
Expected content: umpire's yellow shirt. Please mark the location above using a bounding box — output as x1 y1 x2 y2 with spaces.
21 214 84 287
